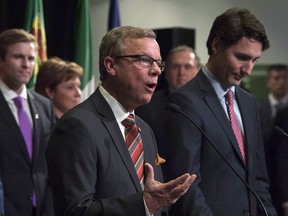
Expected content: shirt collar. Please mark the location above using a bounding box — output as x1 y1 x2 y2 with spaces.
99 85 134 123
268 93 288 106
0 79 28 101
202 65 235 98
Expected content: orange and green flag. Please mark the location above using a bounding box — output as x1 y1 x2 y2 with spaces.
24 0 47 88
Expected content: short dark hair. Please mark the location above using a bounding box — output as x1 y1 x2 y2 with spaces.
267 64 288 78
206 7 270 55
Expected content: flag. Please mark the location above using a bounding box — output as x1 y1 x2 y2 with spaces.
75 0 94 101
108 0 121 31
24 0 47 88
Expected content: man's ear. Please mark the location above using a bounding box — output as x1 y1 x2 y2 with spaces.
104 56 117 76
211 37 221 54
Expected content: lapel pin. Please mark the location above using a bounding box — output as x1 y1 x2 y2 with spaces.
35 114 39 119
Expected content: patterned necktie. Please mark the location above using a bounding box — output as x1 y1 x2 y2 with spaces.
13 96 33 159
225 90 246 162
122 114 144 187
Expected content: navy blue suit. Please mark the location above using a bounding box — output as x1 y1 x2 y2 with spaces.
161 69 276 216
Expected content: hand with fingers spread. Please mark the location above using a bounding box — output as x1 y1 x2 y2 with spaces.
143 163 196 214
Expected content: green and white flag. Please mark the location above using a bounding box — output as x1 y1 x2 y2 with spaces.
75 0 95 101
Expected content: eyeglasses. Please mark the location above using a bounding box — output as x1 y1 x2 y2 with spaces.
114 55 165 72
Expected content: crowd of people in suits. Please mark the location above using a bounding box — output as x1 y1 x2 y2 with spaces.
0 6 287 216
259 64 288 216
0 29 84 216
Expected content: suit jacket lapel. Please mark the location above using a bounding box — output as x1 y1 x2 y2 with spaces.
197 71 246 166
90 89 142 191
27 91 40 164
235 88 254 168
0 91 32 165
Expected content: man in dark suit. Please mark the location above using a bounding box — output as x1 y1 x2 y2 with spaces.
136 45 200 145
46 26 196 216
0 29 55 216
161 8 277 216
259 64 288 173
0 170 4 216
269 107 288 216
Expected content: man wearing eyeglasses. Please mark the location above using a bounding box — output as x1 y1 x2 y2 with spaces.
46 26 196 216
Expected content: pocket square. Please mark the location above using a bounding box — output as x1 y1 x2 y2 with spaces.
155 154 166 165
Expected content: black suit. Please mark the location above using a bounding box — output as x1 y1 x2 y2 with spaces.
161 69 276 216
136 88 170 145
0 90 55 216
0 169 4 215
46 88 165 216
269 106 288 215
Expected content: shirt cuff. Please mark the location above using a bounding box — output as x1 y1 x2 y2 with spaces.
143 197 153 216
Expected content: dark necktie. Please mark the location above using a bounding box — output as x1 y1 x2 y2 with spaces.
122 114 144 187
225 90 246 162
13 96 33 159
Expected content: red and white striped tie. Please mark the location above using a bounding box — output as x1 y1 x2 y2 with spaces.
122 114 144 187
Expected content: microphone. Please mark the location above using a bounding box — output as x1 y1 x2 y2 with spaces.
167 103 269 216
274 126 288 137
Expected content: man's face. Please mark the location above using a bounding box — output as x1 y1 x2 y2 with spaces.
107 37 162 111
210 37 262 89
0 42 36 93
267 69 288 99
165 51 199 91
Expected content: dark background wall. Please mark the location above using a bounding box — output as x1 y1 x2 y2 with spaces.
0 0 78 61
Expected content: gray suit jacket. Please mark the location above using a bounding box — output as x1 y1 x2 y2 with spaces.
46 88 165 216
0 90 55 216
160 69 276 216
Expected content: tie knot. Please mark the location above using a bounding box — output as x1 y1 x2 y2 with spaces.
225 89 234 104
13 96 24 109
122 114 135 128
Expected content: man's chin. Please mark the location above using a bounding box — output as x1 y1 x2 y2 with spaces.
230 79 242 87
141 95 152 105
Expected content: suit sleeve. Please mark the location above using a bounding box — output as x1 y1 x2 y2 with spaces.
46 116 146 216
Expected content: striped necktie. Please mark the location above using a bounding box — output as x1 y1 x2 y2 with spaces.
122 114 144 187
